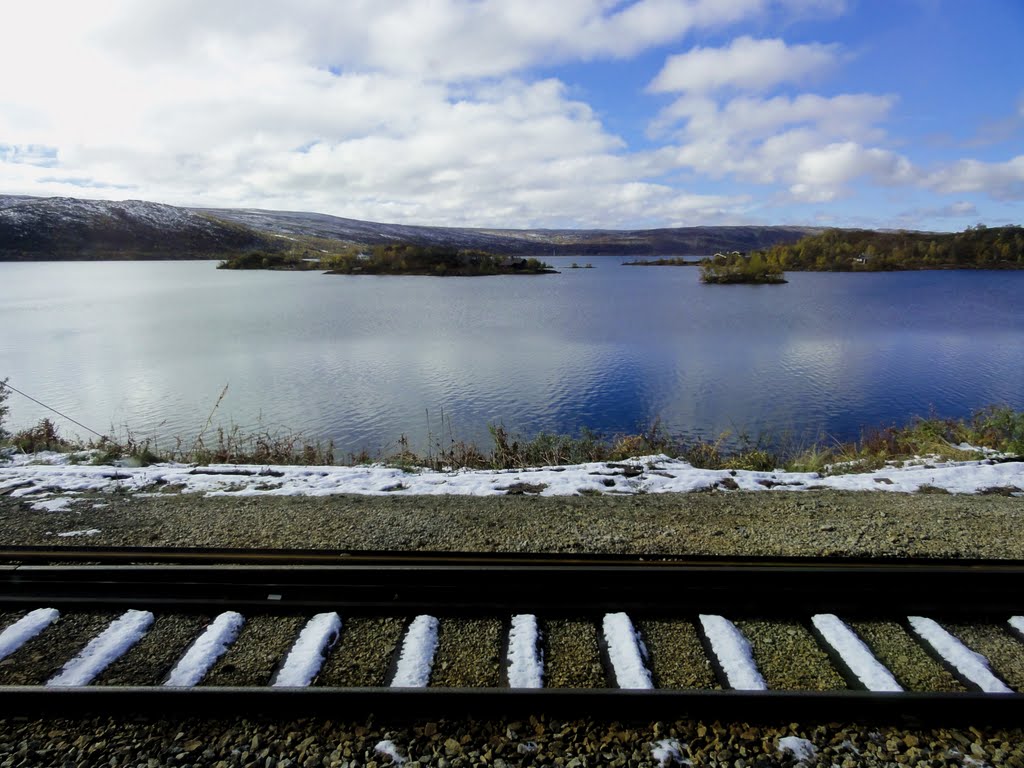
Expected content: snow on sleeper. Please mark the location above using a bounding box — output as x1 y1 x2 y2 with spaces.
48 610 154 687
602 612 653 689
699 614 767 691
164 611 245 687
391 615 439 688
507 614 543 689
811 613 903 692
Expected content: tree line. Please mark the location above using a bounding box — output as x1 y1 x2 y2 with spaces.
749 225 1024 271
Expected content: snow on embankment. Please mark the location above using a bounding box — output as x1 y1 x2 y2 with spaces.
2 451 1020 500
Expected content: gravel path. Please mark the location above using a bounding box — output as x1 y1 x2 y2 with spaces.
2 488 1023 559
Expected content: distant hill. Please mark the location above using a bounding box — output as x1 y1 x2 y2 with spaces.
0 194 817 260
0 196 280 260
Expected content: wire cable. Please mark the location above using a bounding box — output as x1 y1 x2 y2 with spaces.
1 381 108 440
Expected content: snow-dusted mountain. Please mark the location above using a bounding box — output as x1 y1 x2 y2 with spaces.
0 196 271 260
0 194 816 260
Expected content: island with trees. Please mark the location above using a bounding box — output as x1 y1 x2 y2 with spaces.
623 224 1023 283
621 257 697 266
219 244 557 276
699 251 787 284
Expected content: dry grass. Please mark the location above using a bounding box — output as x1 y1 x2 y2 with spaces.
2 402 1021 473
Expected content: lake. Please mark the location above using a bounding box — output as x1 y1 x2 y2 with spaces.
2 259 1022 458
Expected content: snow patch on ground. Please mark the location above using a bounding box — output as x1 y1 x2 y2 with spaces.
2 453 1020 500
778 736 817 762
55 528 101 537
31 497 73 512
651 739 688 766
374 740 406 765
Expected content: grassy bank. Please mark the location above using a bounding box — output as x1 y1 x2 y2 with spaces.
1 381 1020 476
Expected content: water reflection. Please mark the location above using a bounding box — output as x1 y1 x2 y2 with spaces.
1 261 1022 455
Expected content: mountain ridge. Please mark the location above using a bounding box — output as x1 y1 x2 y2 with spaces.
0 194 818 260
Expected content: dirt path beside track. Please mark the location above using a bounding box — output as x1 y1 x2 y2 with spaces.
1 488 1020 559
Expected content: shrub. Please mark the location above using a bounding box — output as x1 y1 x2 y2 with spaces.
0 378 9 442
968 405 1024 455
12 418 72 453
724 449 778 472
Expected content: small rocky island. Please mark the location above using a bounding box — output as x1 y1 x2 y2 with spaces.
700 251 787 284
220 244 556 276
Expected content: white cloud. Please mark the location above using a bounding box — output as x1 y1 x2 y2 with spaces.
0 0 796 226
648 36 838 94
652 92 893 146
789 142 914 201
924 156 1024 201
642 32 921 206
659 92 905 198
0 1 1018 227
89 0 774 79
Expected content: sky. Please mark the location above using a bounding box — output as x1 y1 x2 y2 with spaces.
1 0 1022 231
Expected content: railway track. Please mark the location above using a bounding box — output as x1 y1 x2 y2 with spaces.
1 547 1024 723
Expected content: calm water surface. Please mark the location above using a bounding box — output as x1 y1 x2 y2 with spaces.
2 259 1022 455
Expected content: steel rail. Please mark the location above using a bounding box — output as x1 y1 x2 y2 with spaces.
1 687 1023 725
4 544 1024 568
2 559 1024 616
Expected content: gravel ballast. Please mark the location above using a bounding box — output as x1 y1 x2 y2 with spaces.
430 618 504 688
317 617 406 687
736 619 848 691
95 613 210 686
849 620 968 692
637 619 719 690
0 613 118 686
202 615 307 687
542 620 605 688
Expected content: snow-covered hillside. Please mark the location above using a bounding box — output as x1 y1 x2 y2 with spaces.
0 194 815 259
